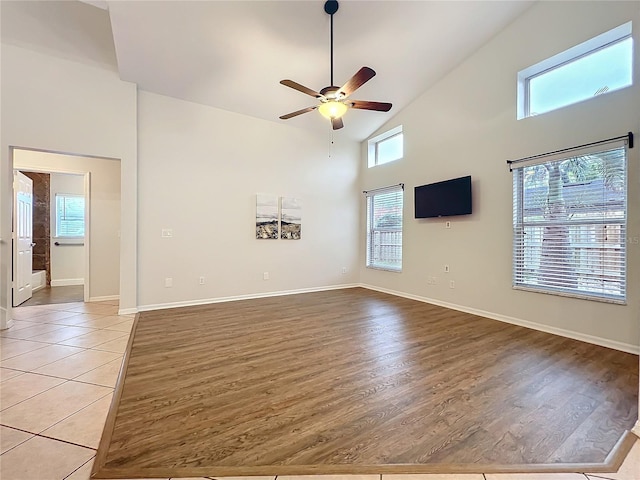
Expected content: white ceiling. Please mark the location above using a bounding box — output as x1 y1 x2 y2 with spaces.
2 1 535 141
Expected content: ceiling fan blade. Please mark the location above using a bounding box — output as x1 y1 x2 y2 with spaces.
349 100 392 112
331 117 344 130
279 106 318 120
280 80 323 98
338 67 376 97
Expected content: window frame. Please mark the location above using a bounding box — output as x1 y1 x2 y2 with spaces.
517 22 633 119
367 125 403 168
55 193 86 239
511 143 628 304
365 185 404 272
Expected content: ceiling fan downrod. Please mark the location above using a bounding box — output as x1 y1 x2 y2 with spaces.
324 0 339 87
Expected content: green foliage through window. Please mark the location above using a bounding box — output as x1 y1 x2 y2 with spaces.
512 145 627 303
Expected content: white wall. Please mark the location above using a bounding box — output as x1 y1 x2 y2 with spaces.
0 42 137 325
14 151 120 299
360 1 640 353
137 91 361 309
49 172 85 286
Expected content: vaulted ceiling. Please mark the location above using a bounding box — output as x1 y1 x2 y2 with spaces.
2 0 534 140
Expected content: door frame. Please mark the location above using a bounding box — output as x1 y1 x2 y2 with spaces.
12 165 91 304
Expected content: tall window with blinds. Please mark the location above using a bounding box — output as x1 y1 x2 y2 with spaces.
56 194 85 238
512 144 627 303
366 185 403 272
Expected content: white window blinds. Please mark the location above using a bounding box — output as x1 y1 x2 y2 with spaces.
512 143 627 303
366 185 403 271
56 194 85 238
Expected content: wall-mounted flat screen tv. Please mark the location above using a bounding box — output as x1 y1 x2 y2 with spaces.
414 175 472 218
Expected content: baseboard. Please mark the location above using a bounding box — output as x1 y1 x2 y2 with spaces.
118 307 139 315
89 295 120 302
51 278 84 287
137 284 360 313
632 421 640 438
360 284 639 355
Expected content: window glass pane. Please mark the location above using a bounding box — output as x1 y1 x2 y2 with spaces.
367 188 403 271
56 194 85 237
513 146 626 302
529 37 632 116
377 134 403 165
368 126 403 168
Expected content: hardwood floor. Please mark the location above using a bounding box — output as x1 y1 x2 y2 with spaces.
93 288 638 478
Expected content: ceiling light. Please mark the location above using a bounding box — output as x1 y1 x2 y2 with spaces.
318 100 348 119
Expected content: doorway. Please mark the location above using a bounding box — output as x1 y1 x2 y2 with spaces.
11 148 121 309
14 169 87 307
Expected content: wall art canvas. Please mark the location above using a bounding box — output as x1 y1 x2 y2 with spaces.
280 196 302 240
256 194 279 239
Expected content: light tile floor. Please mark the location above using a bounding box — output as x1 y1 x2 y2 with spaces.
0 300 638 480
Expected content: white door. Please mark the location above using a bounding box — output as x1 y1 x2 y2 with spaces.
13 171 34 306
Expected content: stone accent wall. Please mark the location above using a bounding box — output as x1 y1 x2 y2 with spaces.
23 171 51 285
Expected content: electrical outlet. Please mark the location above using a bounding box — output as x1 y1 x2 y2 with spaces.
165 277 173 288
199 276 205 285
161 228 173 238
445 221 451 229
341 267 347 274
263 272 269 280
444 264 449 273
450 280 455 289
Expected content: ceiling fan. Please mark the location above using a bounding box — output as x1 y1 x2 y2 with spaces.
279 0 392 130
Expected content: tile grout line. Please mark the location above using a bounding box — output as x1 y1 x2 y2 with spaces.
0 357 122 388
36 431 99 451
1 345 92 370
15 326 105 344
62 455 96 480
0 342 52 361
0 423 38 435
1 380 114 432
0 424 97 458
0 376 69 410
1 327 129 366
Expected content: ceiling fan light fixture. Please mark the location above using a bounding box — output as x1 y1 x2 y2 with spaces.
318 100 348 119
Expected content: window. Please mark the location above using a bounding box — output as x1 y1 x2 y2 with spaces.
366 185 403 271
518 22 633 119
512 143 627 303
368 125 403 167
55 194 85 238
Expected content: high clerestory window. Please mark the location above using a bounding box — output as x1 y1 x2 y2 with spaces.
367 126 403 167
517 22 633 119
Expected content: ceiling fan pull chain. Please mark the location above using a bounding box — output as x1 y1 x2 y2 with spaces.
329 128 334 158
